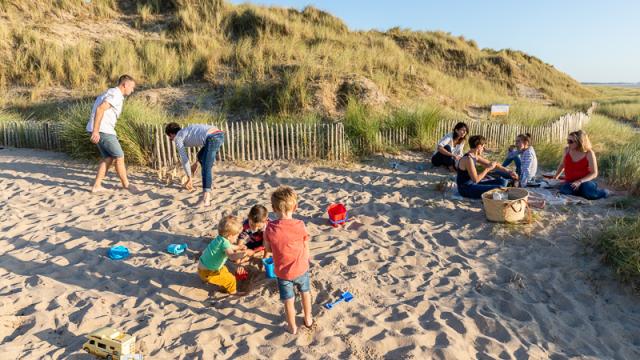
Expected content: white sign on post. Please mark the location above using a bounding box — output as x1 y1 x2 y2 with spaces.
490 104 510 116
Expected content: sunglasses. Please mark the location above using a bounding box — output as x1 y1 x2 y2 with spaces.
567 139 575 144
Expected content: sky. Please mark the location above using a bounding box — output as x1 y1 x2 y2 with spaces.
228 0 640 83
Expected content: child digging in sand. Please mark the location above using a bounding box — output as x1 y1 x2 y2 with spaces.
198 215 247 296
264 186 313 334
231 205 270 276
240 205 269 259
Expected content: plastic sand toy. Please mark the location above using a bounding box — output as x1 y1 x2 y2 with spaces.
327 203 348 227
107 246 130 260
262 257 276 279
166 243 188 255
324 291 354 310
234 267 249 281
82 327 139 359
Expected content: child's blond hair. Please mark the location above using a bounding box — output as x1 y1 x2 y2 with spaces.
218 215 243 238
271 186 298 213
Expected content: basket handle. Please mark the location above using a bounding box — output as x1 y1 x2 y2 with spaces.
509 200 524 213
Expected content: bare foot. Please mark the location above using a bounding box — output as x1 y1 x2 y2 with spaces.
229 291 248 297
287 324 298 335
304 319 314 329
202 193 212 207
90 186 112 194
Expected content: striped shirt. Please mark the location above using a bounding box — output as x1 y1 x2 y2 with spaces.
520 146 538 187
174 124 221 176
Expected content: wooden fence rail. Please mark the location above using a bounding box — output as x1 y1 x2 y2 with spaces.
0 103 595 173
434 111 591 151
148 122 349 171
0 121 64 151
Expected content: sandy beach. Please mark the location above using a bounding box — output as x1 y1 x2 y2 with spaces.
1 147 640 359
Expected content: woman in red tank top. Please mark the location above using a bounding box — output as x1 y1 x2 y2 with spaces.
553 130 608 200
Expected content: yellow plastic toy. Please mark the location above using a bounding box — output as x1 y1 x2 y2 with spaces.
82 327 138 360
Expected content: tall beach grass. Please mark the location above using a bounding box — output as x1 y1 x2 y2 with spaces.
0 0 598 117
589 216 640 284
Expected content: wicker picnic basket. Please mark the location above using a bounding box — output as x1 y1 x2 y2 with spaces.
481 188 529 223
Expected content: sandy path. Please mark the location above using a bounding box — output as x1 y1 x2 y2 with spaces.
1 148 639 359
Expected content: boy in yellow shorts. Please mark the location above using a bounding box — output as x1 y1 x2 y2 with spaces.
198 215 247 295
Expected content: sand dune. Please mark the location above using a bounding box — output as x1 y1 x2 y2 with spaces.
1 148 640 359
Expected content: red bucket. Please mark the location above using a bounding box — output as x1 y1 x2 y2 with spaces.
234 269 248 281
327 203 348 227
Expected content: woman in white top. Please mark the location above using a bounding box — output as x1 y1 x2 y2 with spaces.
431 122 469 171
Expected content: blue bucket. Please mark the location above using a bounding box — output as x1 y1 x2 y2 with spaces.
262 257 276 279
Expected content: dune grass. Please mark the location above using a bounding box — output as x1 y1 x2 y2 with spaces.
581 114 640 193
0 110 25 123
0 0 597 118
597 102 640 125
588 86 640 125
0 0 117 21
590 216 640 283
489 102 569 126
342 99 460 154
599 142 640 194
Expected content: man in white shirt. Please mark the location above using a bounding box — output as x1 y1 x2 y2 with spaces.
86 75 137 193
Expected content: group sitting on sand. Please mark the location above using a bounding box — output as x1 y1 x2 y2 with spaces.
433 123 609 200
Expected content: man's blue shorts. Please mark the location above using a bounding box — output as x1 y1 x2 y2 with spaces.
96 133 124 158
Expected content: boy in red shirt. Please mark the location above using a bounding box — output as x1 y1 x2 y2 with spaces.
264 186 313 334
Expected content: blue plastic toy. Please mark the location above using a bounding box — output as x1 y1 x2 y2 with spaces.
167 243 188 255
107 245 130 260
262 257 276 279
324 291 354 310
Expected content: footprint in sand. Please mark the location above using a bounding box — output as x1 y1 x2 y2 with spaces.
440 311 467 335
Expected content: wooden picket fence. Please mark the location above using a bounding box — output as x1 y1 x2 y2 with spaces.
0 121 64 151
435 110 592 150
350 128 410 154
149 122 349 171
0 103 596 172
